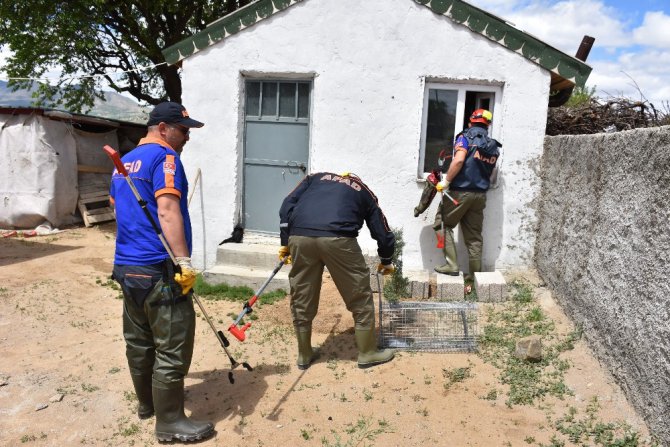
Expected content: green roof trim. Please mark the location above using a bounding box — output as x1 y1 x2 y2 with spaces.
163 0 305 65
162 0 591 88
416 0 591 87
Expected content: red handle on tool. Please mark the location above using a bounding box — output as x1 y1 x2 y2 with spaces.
227 295 259 341
228 322 252 342
228 258 287 342
104 145 128 176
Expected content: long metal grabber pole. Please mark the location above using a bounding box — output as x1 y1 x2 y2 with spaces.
229 258 287 342
442 190 459 206
103 145 251 384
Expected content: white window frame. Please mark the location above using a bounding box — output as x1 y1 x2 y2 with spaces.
418 82 502 179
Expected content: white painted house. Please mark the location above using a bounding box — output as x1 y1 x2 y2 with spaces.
162 0 591 275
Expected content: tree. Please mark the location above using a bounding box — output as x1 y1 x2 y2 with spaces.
0 0 251 112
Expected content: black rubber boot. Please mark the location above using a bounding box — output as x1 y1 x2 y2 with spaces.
130 373 154 419
355 327 394 369
153 379 214 442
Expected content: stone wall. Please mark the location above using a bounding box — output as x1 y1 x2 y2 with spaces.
536 126 670 444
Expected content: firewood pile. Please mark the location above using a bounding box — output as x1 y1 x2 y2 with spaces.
546 97 670 136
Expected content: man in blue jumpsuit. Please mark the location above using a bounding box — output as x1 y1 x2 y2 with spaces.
279 172 396 369
434 109 501 279
110 102 213 442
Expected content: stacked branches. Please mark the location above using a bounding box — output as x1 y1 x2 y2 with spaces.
546 97 670 136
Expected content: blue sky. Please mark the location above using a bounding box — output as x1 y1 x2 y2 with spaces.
467 0 670 107
1 1 669 108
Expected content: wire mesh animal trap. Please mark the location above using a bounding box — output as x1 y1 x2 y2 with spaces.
378 301 479 352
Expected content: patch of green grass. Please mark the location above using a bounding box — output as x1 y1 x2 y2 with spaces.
81 383 99 393
113 416 141 438
120 423 140 437
96 277 120 291
321 416 393 447
123 390 137 402
194 274 286 305
442 366 472 390
478 279 576 406
21 434 37 443
543 397 657 447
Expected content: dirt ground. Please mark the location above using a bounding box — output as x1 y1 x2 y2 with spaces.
0 224 655 446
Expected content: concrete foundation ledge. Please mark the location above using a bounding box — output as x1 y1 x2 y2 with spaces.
474 271 507 302
203 264 290 293
436 271 464 301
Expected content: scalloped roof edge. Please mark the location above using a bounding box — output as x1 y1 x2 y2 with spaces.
162 0 591 88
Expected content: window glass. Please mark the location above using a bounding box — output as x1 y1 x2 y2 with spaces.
297 83 309 118
245 82 260 116
424 89 457 172
279 82 296 118
261 82 278 117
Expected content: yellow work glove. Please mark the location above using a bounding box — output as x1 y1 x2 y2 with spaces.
436 180 450 192
278 246 292 264
377 263 395 276
174 256 197 295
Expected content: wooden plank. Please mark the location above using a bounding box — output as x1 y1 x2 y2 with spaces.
86 212 116 224
86 207 114 216
80 196 112 206
79 190 110 200
78 164 112 174
78 201 93 227
79 184 109 194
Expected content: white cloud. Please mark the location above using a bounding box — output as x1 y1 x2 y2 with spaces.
633 11 670 48
474 0 631 51
467 0 670 105
588 49 670 107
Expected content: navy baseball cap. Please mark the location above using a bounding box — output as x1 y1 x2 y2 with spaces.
147 102 204 128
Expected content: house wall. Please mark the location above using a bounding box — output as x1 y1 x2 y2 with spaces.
181 0 550 272
536 126 670 445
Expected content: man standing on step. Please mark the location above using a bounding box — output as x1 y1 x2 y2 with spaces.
110 102 214 443
278 172 396 370
433 109 501 280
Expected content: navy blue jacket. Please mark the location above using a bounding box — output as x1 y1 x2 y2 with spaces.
450 126 501 192
279 172 395 264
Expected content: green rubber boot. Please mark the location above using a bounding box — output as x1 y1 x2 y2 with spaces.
296 327 319 370
465 259 481 282
130 373 154 419
434 235 459 276
355 327 394 369
153 380 214 442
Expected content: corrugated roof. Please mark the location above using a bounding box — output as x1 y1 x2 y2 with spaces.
162 0 591 89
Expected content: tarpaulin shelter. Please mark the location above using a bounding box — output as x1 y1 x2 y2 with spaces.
0 108 145 229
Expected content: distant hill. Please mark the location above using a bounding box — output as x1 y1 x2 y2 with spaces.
0 80 148 124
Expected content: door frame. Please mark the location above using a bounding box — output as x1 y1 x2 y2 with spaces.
241 77 313 234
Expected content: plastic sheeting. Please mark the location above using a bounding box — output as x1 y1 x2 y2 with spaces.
0 113 118 228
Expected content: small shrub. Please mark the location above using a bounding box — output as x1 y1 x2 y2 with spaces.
382 228 409 302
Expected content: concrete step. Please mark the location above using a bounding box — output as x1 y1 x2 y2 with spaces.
215 241 282 270
474 271 507 302
202 264 290 293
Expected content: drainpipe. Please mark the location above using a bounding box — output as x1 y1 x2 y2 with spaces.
548 35 595 107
